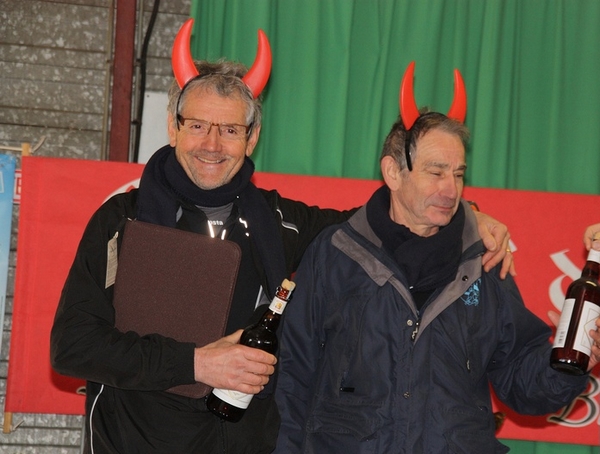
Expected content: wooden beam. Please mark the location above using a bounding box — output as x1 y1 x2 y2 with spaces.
108 0 137 162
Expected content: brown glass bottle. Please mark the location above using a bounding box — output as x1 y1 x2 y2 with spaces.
205 279 295 422
551 247 600 375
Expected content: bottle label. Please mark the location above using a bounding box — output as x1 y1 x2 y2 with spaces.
553 298 600 355
211 388 253 409
589 248 600 264
269 296 288 314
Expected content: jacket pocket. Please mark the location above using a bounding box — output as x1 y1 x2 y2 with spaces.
445 431 509 454
306 395 385 442
442 405 509 454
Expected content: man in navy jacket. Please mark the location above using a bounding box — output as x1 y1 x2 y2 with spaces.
274 101 594 453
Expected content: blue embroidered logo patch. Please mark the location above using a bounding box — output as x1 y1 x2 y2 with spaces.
461 279 480 306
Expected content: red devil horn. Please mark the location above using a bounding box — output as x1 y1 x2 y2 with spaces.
172 19 199 89
446 69 467 123
399 61 420 131
241 30 272 98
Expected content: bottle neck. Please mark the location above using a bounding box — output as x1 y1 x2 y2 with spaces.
582 248 600 278
268 287 290 315
275 287 291 300
260 311 281 330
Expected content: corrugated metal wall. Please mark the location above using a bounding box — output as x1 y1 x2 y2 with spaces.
0 0 190 450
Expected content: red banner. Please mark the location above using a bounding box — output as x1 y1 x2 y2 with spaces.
7 156 600 446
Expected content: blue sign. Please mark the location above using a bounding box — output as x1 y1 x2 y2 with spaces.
0 154 16 355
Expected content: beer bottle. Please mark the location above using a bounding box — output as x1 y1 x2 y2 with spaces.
551 245 600 375
206 279 295 422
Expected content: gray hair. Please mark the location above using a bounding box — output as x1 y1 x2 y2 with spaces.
167 59 263 135
380 109 470 170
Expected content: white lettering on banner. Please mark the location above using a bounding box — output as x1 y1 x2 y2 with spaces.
547 375 600 428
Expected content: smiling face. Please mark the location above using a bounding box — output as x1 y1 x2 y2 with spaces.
167 86 260 190
382 128 466 237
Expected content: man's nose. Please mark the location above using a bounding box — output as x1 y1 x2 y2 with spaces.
441 176 460 199
202 125 222 149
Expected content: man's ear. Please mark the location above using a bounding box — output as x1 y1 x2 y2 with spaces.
245 124 261 157
167 113 177 147
381 156 402 191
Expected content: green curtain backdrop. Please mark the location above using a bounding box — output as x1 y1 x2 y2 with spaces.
189 0 600 452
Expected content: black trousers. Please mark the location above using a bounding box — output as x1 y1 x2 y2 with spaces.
83 383 280 454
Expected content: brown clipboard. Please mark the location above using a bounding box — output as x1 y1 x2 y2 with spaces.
113 219 241 398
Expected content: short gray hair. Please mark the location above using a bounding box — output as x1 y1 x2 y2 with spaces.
381 109 470 170
167 59 263 135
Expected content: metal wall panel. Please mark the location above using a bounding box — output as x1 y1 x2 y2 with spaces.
0 0 191 450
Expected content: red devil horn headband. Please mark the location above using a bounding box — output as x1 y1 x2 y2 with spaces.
172 18 272 98
399 61 467 130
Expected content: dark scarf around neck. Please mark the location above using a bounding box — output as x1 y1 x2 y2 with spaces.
136 145 287 298
366 185 464 293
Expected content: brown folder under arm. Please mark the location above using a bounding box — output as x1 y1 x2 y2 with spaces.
113 219 241 398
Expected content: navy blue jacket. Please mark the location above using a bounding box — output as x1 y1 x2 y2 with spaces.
275 202 588 454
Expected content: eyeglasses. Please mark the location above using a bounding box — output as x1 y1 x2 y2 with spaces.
176 115 250 141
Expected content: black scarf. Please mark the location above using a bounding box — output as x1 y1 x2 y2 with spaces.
136 145 287 298
366 185 464 294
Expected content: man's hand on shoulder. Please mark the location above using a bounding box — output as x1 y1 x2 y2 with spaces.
473 210 516 279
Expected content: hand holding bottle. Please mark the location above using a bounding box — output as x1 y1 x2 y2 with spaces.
584 238 600 371
206 279 295 422
587 319 600 371
549 310 600 372
193 330 277 395
551 245 600 374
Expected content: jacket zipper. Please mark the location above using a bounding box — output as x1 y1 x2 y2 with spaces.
411 319 420 341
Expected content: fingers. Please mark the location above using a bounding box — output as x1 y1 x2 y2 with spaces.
194 337 277 394
474 210 516 279
588 327 600 371
218 345 276 394
241 347 277 375
547 310 560 328
221 329 244 344
480 237 500 268
583 223 600 251
481 231 517 279
481 243 515 279
501 239 517 278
